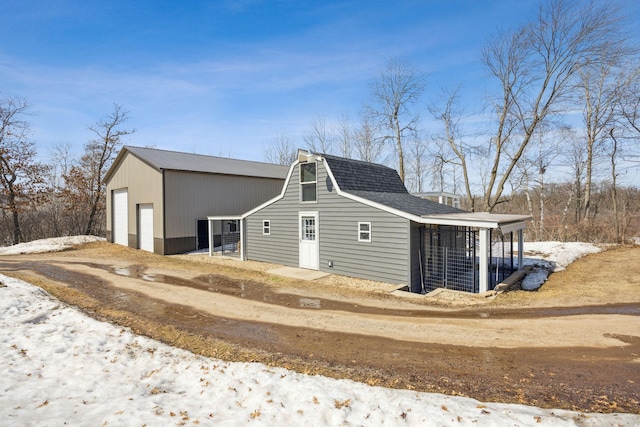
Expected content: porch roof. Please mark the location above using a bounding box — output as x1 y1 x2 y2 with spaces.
419 212 532 233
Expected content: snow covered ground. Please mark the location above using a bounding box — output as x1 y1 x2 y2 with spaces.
519 242 602 290
1 237 638 426
0 235 104 255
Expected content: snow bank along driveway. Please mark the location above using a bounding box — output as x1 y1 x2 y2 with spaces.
2 275 638 426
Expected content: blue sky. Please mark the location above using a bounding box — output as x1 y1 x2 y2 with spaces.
1 0 639 166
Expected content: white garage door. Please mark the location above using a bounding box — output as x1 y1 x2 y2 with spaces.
112 189 128 246
139 204 154 252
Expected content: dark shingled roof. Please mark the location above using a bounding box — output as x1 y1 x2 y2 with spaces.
321 154 408 193
349 191 464 216
321 153 465 216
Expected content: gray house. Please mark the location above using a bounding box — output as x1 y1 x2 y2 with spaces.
210 150 531 294
104 146 288 255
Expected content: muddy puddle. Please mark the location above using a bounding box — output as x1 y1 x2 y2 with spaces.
67 261 640 319
3 259 639 319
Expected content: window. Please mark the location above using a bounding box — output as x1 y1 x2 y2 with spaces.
263 220 270 235
300 162 317 202
302 217 316 241
358 222 371 242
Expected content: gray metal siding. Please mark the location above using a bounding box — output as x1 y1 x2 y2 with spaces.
246 160 410 285
106 151 285 255
164 170 284 241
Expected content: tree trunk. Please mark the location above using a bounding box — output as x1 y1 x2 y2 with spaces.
7 188 23 244
610 129 620 242
394 116 405 182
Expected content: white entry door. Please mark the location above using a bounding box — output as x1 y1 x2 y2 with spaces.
299 212 319 270
112 189 128 246
138 204 154 252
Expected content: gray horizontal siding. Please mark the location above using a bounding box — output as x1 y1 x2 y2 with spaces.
246 167 300 266
246 159 410 285
317 162 409 284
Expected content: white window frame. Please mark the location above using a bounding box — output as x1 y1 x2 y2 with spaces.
262 220 271 236
299 161 317 203
358 222 371 242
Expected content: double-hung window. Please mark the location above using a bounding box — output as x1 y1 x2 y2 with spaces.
300 162 317 202
358 222 371 242
263 220 271 235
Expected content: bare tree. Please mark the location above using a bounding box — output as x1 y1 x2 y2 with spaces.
45 143 75 237
63 104 134 236
367 57 425 182
519 125 560 240
405 137 427 193
0 95 48 244
558 128 587 227
465 0 626 212
619 63 640 164
578 52 635 223
304 117 333 154
264 134 297 165
429 89 476 210
353 115 383 163
335 115 353 159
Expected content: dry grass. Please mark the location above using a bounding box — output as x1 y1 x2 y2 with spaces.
488 245 640 308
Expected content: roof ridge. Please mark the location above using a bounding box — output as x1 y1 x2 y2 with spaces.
319 152 397 171
124 145 285 167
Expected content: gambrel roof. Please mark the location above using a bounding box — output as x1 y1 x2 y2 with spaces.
321 153 464 217
321 154 408 193
105 146 289 183
239 150 530 232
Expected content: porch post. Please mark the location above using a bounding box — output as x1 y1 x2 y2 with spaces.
240 218 245 261
479 228 489 293
517 228 524 268
208 219 213 257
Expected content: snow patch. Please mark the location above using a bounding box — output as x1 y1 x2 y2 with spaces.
520 242 601 290
0 235 104 255
1 274 638 426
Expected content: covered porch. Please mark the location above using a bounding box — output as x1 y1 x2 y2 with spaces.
417 213 532 294
206 215 243 258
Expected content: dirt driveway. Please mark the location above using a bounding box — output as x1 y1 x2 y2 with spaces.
1 242 639 414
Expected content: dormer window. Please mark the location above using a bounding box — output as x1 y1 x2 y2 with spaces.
300 162 317 202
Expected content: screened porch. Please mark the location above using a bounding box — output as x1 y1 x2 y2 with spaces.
415 213 530 294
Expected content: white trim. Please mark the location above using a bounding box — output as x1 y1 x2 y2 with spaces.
358 222 371 242
321 155 531 229
240 161 298 218
298 211 319 270
206 216 245 260
239 153 531 232
112 188 128 246
299 160 318 203
138 203 154 252
208 219 213 257
517 229 524 268
262 220 271 235
239 219 245 260
479 228 490 293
